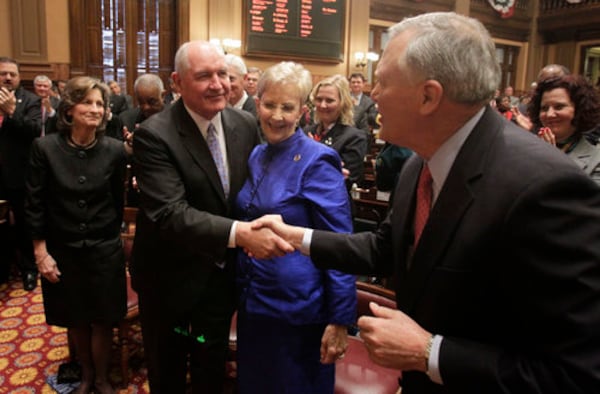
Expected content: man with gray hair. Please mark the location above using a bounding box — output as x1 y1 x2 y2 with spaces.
131 41 291 393
119 73 167 206
0 57 42 290
224 54 256 117
33 75 60 133
255 12 600 393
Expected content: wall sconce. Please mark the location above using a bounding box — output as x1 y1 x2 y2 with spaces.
210 38 242 54
354 51 379 69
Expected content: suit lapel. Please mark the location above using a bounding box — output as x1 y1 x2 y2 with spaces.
175 102 227 204
221 108 246 197
397 107 502 312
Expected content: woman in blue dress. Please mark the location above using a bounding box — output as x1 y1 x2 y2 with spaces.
234 62 357 394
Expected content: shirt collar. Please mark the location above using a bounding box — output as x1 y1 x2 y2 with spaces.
182 103 223 138
427 107 485 204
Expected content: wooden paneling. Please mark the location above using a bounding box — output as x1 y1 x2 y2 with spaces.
10 0 47 61
538 0 600 43
370 0 454 22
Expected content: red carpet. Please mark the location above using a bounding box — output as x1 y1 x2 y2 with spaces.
0 273 149 393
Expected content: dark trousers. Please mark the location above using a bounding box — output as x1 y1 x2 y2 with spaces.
138 267 235 394
2 188 35 275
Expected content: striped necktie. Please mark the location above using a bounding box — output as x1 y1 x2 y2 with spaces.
206 123 229 198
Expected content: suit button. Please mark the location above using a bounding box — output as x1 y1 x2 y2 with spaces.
78 200 86 208
78 151 86 159
78 176 86 184
79 223 87 231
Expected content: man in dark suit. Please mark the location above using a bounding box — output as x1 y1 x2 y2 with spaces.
131 41 291 394
224 54 257 117
349 72 377 135
0 57 42 290
108 80 133 114
33 74 60 136
256 12 600 393
119 73 167 207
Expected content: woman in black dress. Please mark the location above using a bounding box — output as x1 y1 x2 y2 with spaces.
26 76 127 394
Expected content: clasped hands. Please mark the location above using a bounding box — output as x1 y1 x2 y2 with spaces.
0 87 16 117
237 215 433 372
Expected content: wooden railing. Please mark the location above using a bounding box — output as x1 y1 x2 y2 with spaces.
540 0 600 12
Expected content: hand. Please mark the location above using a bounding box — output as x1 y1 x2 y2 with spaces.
123 126 134 154
320 324 348 364
341 161 350 180
0 87 16 116
250 215 306 251
41 97 53 113
537 127 556 146
236 217 294 259
36 254 61 283
358 302 431 371
511 106 533 131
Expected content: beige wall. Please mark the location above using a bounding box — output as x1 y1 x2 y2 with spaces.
45 0 69 63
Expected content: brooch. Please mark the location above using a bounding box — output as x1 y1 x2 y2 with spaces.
324 137 333 146
293 154 301 162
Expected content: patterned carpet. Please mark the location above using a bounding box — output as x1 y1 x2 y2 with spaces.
0 272 149 394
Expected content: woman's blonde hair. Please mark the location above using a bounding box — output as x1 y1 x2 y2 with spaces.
310 74 354 126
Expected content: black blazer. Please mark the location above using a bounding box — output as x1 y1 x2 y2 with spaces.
305 122 368 189
130 101 260 318
310 107 600 393
241 95 257 117
0 86 42 191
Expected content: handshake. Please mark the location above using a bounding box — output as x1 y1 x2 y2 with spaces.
235 215 306 259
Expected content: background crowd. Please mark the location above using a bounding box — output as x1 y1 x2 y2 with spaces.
1 10 600 394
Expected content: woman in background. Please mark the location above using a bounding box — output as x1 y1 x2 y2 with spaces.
305 75 368 190
528 74 600 185
26 76 127 394
235 62 356 394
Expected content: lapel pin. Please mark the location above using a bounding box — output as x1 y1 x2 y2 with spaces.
293 154 301 162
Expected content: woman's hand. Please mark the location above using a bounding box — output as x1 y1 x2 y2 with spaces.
37 254 61 283
537 127 556 146
320 323 348 364
512 106 533 131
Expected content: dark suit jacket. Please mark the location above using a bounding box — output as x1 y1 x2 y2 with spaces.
310 107 600 393
241 95 257 117
109 94 128 116
130 101 260 318
0 86 42 191
118 107 145 132
305 122 368 190
353 94 377 133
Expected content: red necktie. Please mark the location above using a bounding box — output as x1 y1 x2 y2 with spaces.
414 164 432 246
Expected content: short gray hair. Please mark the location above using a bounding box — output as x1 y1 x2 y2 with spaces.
134 73 164 93
257 61 312 104
34 75 52 85
389 12 500 104
224 54 247 76
174 41 224 74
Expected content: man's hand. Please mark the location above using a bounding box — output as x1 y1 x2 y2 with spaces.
123 126 134 155
320 323 348 364
251 215 306 251
0 87 16 116
236 217 294 259
358 302 431 372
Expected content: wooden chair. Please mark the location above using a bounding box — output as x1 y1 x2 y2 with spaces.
334 281 401 394
116 207 140 387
